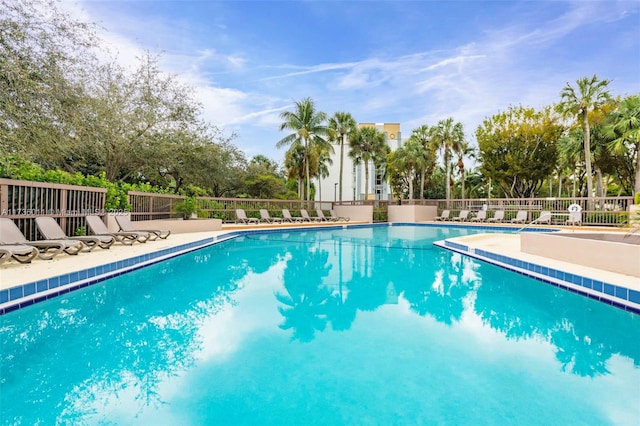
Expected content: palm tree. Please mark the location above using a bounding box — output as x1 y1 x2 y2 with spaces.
328 112 357 202
603 94 640 194
391 138 423 199
277 97 329 201
284 143 306 199
556 75 611 202
349 126 387 200
409 125 436 199
312 144 333 201
431 118 465 202
454 141 475 199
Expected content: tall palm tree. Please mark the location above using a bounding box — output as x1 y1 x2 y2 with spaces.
277 97 328 201
391 138 423 199
603 94 640 194
454 141 475 199
349 126 387 200
409 125 435 199
328 112 357 202
312 144 333 201
431 118 465 202
556 75 611 201
284 143 306 199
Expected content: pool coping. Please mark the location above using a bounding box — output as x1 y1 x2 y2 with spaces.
1 222 637 315
434 238 640 315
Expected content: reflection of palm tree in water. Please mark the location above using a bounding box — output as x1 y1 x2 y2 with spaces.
474 262 640 378
276 247 332 342
0 248 245 424
400 249 479 325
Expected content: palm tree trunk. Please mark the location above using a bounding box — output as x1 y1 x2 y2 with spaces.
635 141 640 194
444 150 451 203
305 138 310 203
364 162 370 200
420 169 425 199
339 134 345 202
582 113 594 208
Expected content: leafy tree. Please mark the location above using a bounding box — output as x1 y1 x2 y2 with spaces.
476 105 563 198
556 75 612 200
328 112 357 202
277 98 329 201
349 126 387 200
0 0 99 166
431 118 465 201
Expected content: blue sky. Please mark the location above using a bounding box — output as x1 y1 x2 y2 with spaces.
63 0 640 164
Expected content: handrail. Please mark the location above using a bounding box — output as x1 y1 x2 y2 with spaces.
515 212 558 233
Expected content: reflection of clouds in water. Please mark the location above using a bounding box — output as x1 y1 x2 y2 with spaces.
195 259 287 362
57 256 290 424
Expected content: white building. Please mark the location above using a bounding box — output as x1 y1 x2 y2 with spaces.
315 123 403 203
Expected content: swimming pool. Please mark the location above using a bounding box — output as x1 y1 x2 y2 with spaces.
1 225 639 425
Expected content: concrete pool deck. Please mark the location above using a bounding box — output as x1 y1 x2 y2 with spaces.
1 221 639 314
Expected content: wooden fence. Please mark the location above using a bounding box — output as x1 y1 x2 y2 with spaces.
0 179 635 240
0 178 107 241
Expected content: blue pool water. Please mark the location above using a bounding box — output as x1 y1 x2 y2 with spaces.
1 225 639 425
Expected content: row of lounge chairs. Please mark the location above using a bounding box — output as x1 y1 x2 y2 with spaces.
235 209 350 225
0 215 170 266
434 209 580 225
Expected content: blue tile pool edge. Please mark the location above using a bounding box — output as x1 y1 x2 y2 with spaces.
434 239 640 315
0 235 236 315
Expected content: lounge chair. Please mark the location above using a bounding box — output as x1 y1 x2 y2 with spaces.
470 210 486 222
235 209 259 224
35 217 115 251
259 209 283 224
330 210 350 222
114 214 170 240
85 215 150 245
510 210 528 224
0 218 84 260
434 209 450 221
282 209 305 223
0 245 39 265
486 210 504 223
300 209 322 222
537 211 552 225
316 209 334 222
451 210 470 222
566 211 582 225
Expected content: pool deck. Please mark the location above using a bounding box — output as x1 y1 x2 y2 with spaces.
1 221 639 314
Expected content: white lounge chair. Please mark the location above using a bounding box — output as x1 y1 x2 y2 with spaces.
282 209 305 223
510 210 528 224
486 210 504 223
330 210 350 222
537 211 552 224
434 210 450 221
566 211 582 225
0 245 39 265
300 209 322 222
452 210 470 222
470 210 486 222
316 209 334 222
